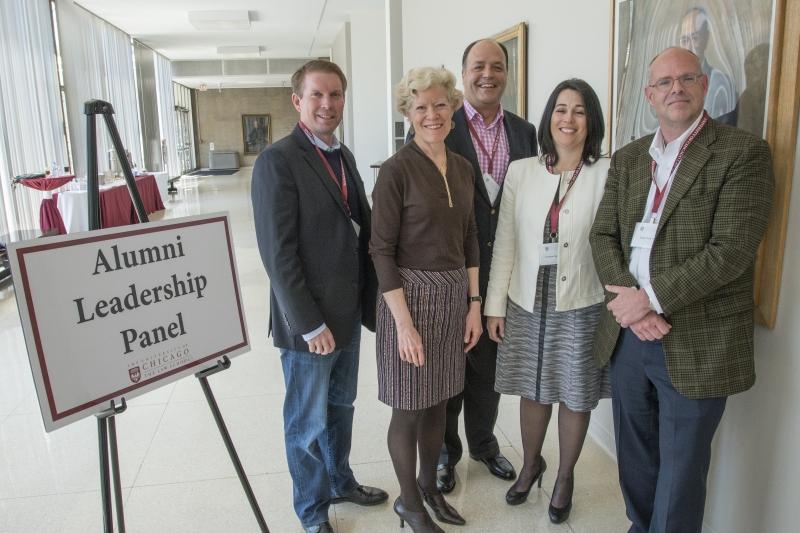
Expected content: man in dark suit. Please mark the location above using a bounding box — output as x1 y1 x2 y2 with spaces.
590 47 773 533
251 60 387 533
437 38 538 492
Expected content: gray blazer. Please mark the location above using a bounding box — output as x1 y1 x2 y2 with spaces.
252 125 376 351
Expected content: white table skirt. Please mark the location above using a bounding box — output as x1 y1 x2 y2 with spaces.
151 171 169 200
56 174 166 234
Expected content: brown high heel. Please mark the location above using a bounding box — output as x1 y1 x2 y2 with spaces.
393 497 444 533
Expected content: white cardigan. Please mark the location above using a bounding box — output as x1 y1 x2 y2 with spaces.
484 156 609 316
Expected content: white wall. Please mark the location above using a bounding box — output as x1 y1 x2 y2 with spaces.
331 22 354 149
401 0 611 131
348 5 389 193
385 0 405 155
701 118 800 533
402 2 798 533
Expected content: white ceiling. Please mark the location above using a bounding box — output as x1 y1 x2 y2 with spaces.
74 0 372 87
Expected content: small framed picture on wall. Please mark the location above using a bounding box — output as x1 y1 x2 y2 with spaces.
242 114 272 155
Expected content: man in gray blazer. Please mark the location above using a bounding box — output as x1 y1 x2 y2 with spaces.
437 39 538 492
252 60 386 533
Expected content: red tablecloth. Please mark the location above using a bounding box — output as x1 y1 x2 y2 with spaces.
53 174 165 231
16 175 75 235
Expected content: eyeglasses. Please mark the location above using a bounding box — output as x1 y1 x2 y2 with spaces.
648 74 704 93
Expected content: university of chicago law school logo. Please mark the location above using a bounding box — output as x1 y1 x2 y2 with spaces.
129 366 141 383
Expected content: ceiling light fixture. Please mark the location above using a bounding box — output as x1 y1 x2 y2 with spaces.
188 10 251 31
216 46 262 56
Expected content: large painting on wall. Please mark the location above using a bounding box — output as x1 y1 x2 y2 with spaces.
612 0 773 150
610 0 800 328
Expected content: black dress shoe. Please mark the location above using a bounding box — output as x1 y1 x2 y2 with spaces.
506 457 547 506
479 453 516 480
332 484 389 506
304 521 334 533
436 464 456 493
419 482 466 525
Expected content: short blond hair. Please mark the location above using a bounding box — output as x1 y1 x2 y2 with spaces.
395 66 463 116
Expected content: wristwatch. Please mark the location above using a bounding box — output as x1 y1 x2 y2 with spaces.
468 295 483 304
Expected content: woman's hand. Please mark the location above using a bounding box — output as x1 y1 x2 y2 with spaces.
397 321 425 366
486 316 505 344
463 303 483 352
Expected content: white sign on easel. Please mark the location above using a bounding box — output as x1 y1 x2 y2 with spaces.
9 213 249 431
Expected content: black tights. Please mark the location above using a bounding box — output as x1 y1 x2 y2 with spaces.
512 398 590 507
387 399 448 511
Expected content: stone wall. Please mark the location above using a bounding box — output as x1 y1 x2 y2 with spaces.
195 87 296 168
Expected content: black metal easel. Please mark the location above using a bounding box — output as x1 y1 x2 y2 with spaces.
195 357 269 532
84 100 268 533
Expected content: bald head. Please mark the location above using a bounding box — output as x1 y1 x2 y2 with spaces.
680 7 710 59
648 47 702 84
645 47 708 141
461 39 508 69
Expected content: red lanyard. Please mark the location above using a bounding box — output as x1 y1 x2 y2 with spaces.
649 112 709 218
546 157 584 239
298 121 350 215
466 117 502 176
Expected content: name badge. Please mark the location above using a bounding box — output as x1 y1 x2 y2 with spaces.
538 242 559 265
631 222 657 249
483 173 500 204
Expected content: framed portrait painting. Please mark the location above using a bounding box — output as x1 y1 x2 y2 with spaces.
242 114 271 155
610 0 800 327
491 23 527 119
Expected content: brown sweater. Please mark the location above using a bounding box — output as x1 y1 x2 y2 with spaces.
370 141 480 293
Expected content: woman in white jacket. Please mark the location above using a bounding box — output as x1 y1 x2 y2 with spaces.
484 79 610 522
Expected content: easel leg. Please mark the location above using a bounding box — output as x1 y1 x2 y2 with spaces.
97 417 113 533
96 400 127 533
196 358 269 532
108 416 126 533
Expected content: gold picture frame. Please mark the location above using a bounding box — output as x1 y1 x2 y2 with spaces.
491 23 527 119
608 0 800 328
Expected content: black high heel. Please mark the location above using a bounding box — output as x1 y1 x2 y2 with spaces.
393 497 444 533
548 475 574 524
505 456 547 505
418 481 466 525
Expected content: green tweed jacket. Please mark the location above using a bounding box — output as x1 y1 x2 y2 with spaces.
590 120 774 399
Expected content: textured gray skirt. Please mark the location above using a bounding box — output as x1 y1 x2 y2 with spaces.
495 264 611 412
377 267 467 410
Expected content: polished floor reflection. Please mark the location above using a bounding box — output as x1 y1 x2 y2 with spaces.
0 170 628 532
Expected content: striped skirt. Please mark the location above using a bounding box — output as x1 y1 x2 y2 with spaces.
377 267 468 410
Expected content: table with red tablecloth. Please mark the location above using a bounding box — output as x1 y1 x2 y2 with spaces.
14 175 75 235
53 174 165 233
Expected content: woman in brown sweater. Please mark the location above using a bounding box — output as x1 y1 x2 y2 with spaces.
370 66 482 532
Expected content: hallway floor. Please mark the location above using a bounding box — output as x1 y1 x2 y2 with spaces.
0 170 629 532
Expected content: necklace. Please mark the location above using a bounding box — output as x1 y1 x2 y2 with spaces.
437 158 453 208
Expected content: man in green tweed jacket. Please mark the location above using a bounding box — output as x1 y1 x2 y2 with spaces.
590 47 773 533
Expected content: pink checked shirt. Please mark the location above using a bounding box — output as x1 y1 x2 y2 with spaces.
463 100 510 185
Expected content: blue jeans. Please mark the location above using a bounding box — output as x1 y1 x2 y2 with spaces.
611 329 726 533
280 320 361 527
